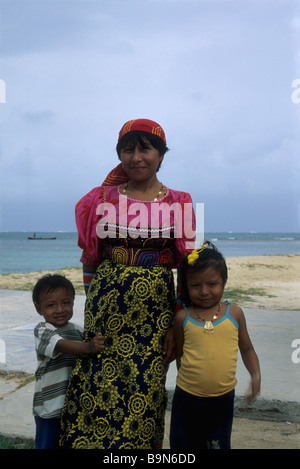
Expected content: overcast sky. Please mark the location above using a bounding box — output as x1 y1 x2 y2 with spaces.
0 0 299 233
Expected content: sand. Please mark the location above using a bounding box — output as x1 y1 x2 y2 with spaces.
1 254 299 310
224 254 300 310
0 267 86 296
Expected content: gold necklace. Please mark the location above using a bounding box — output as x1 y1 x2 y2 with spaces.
192 302 221 334
122 182 166 201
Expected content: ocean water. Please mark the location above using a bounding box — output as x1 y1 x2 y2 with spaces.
0 231 299 274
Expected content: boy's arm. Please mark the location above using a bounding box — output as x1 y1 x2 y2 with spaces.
173 308 186 370
55 333 104 355
237 308 261 402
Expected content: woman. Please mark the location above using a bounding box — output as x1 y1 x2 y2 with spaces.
60 119 195 449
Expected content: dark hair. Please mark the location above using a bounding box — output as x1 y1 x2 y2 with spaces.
180 241 228 306
116 130 169 171
32 274 75 304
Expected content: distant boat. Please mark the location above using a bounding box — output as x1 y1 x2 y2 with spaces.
28 233 56 240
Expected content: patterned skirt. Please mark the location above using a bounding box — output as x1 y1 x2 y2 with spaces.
59 260 175 449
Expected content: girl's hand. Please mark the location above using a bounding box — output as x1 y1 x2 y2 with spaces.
245 374 261 403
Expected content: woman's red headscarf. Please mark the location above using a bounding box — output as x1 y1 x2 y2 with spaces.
102 118 166 186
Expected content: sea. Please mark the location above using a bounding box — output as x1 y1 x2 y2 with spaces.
0 231 299 274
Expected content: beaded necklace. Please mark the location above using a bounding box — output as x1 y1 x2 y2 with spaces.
122 182 166 201
192 302 221 334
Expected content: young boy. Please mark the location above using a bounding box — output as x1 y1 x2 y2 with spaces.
32 273 104 449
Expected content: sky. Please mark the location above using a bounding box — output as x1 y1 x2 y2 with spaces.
0 0 299 233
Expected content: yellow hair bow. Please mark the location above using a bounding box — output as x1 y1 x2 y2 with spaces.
187 243 209 265
187 250 199 265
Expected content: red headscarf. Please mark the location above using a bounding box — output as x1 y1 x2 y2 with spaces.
102 118 166 186
118 118 166 145
102 163 129 186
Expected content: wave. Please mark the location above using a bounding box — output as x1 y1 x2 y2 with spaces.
198 232 300 242
1 231 300 274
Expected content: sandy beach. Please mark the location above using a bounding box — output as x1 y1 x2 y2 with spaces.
1 254 299 310
0 254 299 449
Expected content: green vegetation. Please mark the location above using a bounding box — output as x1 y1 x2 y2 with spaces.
241 262 284 270
223 287 275 304
0 435 34 449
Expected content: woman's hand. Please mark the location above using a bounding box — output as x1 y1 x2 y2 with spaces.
162 326 176 364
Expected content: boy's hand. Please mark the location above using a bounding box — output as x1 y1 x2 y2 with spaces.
89 333 105 354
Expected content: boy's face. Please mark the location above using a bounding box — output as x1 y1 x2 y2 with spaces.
35 287 74 327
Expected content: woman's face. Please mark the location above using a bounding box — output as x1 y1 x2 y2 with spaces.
120 143 164 182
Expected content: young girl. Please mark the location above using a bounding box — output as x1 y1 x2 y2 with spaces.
170 242 261 449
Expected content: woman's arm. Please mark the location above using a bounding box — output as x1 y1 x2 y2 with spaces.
162 305 187 365
173 308 186 370
162 326 176 364
82 264 98 294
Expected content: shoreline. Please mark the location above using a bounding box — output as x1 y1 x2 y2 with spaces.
0 254 299 310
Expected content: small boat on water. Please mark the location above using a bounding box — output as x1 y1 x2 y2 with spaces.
28 233 56 240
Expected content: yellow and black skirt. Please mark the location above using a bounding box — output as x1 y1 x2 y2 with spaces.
60 259 175 449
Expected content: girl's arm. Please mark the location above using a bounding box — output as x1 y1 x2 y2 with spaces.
55 333 104 355
173 308 186 370
237 307 261 402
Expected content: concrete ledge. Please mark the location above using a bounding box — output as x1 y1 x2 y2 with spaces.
234 395 300 423
166 388 300 424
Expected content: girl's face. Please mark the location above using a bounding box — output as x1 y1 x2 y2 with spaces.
187 266 225 309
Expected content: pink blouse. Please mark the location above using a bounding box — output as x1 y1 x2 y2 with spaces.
75 185 195 269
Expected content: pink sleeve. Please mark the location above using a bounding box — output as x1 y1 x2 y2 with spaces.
166 190 195 313
75 186 104 265
173 191 196 268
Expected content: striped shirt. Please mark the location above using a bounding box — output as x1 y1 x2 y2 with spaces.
33 321 83 419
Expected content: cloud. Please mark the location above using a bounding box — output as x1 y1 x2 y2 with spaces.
22 110 55 124
0 0 299 231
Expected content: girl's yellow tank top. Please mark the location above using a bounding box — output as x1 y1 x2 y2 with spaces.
177 301 239 397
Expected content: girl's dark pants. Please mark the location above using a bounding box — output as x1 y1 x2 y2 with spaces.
170 386 235 449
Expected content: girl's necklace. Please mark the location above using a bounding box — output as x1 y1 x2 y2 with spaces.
122 182 166 201
192 302 221 334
